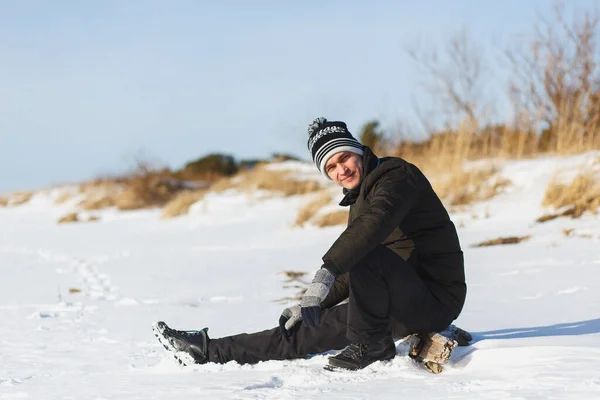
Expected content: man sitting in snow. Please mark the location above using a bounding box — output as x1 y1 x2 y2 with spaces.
153 117 468 372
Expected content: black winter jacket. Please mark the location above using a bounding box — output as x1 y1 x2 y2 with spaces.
321 147 466 318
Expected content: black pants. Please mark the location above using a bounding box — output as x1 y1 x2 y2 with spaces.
208 246 455 364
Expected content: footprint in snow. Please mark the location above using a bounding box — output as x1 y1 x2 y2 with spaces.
71 258 119 301
29 311 59 319
243 376 284 390
0 376 34 387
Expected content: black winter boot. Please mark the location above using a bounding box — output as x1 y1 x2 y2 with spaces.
152 321 209 366
325 336 396 371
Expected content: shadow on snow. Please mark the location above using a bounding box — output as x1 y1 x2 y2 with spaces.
469 318 600 342
449 318 600 368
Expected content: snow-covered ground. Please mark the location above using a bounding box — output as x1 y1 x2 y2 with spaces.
1 153 600 399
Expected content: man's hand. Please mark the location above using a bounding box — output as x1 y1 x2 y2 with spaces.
300 267 335 328
279 305 301 337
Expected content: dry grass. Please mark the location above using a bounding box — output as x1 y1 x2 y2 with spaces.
430 166 511 207
274 270 310 303
281 270 308 282
536 213 560 223
386 112 598 181
58 212 79 224
379 119 596 210
161 189 206 219
79 179 122 193
77 169 187 212
55 191 76 205
473 235 531 247
57 212 99 224
78 179 122 210
0 192 34 207
562 228 594 239
541 169 600 219
382 121 518 208
315 210 349 227
211 166 321 197
80 195 118 210
390 5 600 166
115 175 183 210
295 191 333 226
10 191 33 206
562 228 575 237
536 207 580 223
73 162 320 216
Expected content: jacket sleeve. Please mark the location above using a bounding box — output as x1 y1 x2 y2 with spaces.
322 167 418 276
320 272 349 309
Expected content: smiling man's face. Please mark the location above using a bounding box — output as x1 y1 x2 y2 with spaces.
324 151 363 190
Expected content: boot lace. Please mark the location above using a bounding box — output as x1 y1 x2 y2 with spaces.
181 330 204 338
167 326 204 338
166 327 207 346
341 343 365 360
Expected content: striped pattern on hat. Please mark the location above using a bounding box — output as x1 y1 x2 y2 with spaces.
306 118 364 178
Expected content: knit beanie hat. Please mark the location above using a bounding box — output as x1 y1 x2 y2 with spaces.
307 117 364 178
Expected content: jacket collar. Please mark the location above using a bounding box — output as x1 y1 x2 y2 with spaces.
339 146 380 207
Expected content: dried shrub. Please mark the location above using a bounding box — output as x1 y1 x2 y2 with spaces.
562 228 594 239
211 166 321 197
536 206 580 223
58 213 79 224
541 169 600 218
78 162 187 212
55 191 76 205
79 178 122 193
315 210 349 227
161 189 206 219
8 191 33 206
274 270 310 303
431 166 511 206
78 179 122 210
506 5 600 155
57 212 99 224
115 173 184 211
473 235 531 247
373 6 600 180
271 153 301 162
536 213 559 223
80 196 118 210
295 191 333 226
179 153 238 181
281 270 308 282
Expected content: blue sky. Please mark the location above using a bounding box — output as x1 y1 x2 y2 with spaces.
1 0 598 193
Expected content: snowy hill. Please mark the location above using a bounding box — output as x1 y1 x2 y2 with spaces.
1 153 599 399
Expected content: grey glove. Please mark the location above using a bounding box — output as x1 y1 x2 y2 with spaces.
300 267 335 328
279 305 301 337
